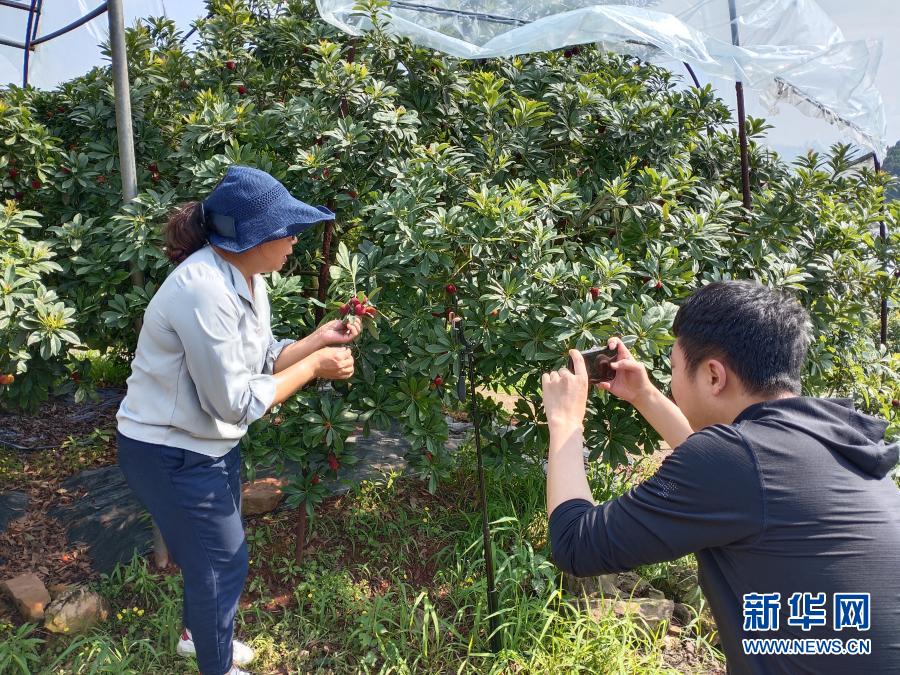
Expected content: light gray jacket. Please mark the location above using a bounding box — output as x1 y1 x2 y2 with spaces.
117 245 293 456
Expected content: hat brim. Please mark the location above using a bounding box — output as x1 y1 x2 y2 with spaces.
209 192 335 253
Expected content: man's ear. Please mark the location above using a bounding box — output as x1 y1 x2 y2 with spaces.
707 358 729 395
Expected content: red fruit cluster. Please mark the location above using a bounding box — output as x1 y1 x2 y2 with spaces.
149 161 161 184
31 179 41 190
590 286 600 300
893 399 899 408
8 168 18 179
327 453 340 471
445 283 457 295
342 295 376 318
237 85 248 95
225 60 236 70
0 374 14 385
432 375 443 388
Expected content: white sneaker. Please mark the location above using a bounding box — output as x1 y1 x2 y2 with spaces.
176 628 256 667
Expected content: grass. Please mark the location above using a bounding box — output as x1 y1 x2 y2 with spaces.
4 445 724 673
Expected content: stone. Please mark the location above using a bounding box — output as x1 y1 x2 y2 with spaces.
670 569 703 607
44 587 109 634
579 597 674 632
616 571 650 597
673 602 694 626
564 572 619 598
0 491 28 533
241 478 285 516
48 583 75 600
1 573 51 621
647 587 666 600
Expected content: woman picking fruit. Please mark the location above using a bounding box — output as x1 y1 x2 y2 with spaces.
116 166 361 675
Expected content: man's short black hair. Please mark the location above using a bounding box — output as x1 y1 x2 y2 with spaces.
672 280 811 396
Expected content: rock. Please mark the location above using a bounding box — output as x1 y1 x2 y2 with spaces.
673 602 694 625
564 573 619 598
241 478 285 516
579 597 674 632
616 571 650 597
669 568 703 607
48 583 75 600
44 587 109 634
47 465 153 574
647 587 666 600
0 491 28 533
1 573 51 621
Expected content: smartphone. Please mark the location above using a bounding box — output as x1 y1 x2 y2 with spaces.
568 346 619 384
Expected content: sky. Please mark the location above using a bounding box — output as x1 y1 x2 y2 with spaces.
0 0 896 160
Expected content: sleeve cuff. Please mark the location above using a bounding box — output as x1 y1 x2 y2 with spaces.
264 338 296 374
246 374 277 424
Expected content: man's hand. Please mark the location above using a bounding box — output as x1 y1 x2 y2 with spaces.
314 318 361 347
542 349 590 433
598 337 656 406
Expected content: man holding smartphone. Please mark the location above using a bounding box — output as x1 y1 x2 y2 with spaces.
542 280 900 674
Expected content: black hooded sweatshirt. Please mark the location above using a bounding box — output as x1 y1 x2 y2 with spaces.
549 397 900 674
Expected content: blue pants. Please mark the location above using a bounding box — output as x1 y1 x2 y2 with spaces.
117 432 247 675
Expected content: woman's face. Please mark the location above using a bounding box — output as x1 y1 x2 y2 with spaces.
255 235 297 272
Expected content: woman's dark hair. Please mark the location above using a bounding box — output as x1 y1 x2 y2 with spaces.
672 280 811 396
163 201 210 264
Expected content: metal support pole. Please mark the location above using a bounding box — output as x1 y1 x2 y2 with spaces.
108 0 163 567
452 302 501 653
728 0 752 211
21 0 38 87
873 154 888 346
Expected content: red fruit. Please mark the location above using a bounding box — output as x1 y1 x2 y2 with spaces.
354 303 366 316
347 190 358 199
364 306 376 317
893 400 899 407
327 454 340 471
490 309 499 318
655 280 663 289
445 284 457 295
590 286 600 300
425 451 434 461
3 374 13 385
151 174 160 183
323 168 330 179
311 474 320 485
31 179 41 189
8 168 18 178
96 174 107 185
149 162 158 173
225 60 236 70
70 372 80 383
61 167 71 174
433 375 443 387
237 85 247 95
339 303 350 316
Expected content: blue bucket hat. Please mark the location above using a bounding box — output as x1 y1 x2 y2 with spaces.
202 165 334 253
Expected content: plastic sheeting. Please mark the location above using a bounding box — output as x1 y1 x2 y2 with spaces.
0 1 205 91
316 0 887 156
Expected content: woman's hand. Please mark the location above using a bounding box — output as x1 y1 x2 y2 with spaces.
312 346 355 380
597 337 656 406
314 318 361 347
